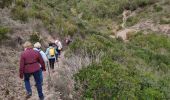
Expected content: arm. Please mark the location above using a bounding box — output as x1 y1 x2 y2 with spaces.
40 51 48 63
59 42 62 50
19 53 24 79
45 48 49 56
38 53 46 71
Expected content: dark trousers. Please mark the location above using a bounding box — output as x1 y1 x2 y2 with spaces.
57 49 61 55
40 69 43 83
49 58 55 70
24 70 44 99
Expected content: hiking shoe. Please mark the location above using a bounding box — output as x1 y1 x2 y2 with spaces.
25 92 32 99
39 96 44 100
35 83 43 87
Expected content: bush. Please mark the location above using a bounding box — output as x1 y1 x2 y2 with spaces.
0 0 13 8
74 33 170 99
153 4 163 12
0 26 9 40
29 32 41 43
160 17 170 24
15 0 26 7
126 16 140 27
11 6 28 22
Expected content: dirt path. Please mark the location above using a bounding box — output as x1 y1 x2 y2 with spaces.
115 20 170 41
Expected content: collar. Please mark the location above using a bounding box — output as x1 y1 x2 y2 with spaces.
25 48 33 50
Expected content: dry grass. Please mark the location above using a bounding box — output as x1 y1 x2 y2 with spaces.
48 51 103 100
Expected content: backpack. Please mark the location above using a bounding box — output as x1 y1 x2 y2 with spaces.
49 48 55 57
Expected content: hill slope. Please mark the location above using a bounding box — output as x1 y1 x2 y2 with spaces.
0 0 170 100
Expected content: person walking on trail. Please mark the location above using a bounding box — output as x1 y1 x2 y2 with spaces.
34 42 48 85
19 41 46 100
55 39 62 57
45 43 57 72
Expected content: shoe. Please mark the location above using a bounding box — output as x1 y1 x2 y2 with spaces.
39 96 44 100
35 83 43 87
25 92 32 99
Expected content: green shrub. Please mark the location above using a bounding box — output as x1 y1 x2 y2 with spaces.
153 4 163 12
160 17 170 24
74 33 170 99
0 0 13 8
15 0 26 7
29 32 41 43
0 26 9 40
126 16 140 27
11 6 28 22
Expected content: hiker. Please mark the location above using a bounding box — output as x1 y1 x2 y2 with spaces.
19 41 46 100
45 43 57 71
55 39 62 57
52 43 59 61
34 42 48 85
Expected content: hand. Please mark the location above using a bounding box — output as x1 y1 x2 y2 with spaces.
19 73 23 79
42 68 46 71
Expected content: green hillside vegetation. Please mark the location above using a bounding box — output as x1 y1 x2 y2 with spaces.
0 0 170 99
9 0 159 36
0 26 9 40
73 33 170 99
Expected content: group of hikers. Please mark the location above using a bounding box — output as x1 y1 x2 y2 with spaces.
19 37 71 100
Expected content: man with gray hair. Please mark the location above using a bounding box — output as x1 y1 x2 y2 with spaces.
34 42 48 85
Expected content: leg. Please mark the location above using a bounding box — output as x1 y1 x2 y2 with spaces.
49 59 52 69
33 70 44 99
51 59 55 70
24 73 32 94
57 49 60 56
55 53 58 61
39 69 43 85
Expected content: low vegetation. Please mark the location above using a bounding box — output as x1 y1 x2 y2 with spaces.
0 26 9 41
0 0 169 99
74 33 170 99
0 0 13 8
29 32 41 44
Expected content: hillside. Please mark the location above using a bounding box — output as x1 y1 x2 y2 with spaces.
0 0 170 100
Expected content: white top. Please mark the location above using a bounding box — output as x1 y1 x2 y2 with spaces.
34 48 48 67
55 40 62 50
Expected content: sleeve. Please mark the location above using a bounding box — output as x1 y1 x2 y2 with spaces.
19 53 24 78
45 48 49 56
38 53 46 71
40 51 48 63
60 42 63 50
60 42 62 48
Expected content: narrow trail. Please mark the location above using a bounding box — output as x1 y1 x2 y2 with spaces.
114 9 170 41
116 20 170 41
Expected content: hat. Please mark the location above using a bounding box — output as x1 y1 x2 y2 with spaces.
55 40 59 44
34 42 41 48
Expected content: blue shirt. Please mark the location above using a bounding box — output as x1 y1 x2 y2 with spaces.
45 46 58 60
